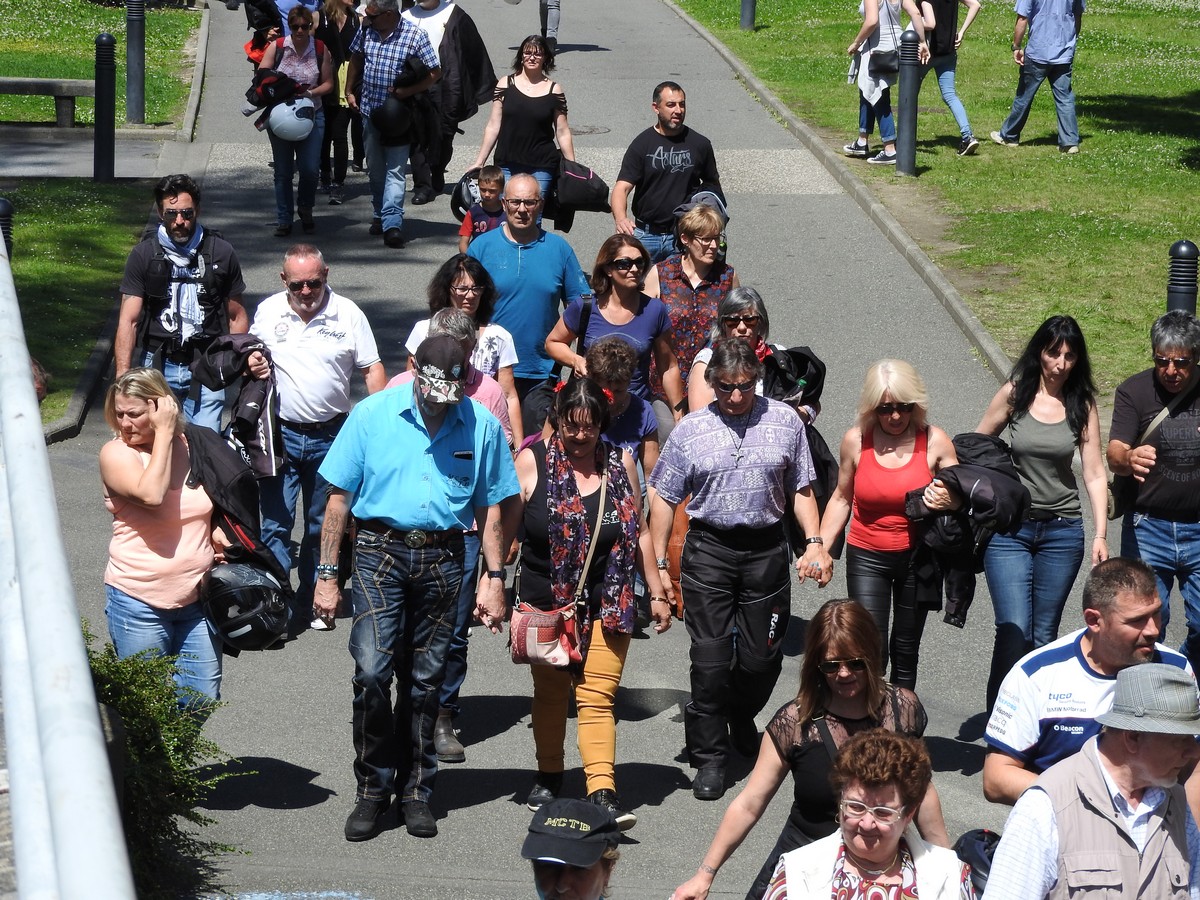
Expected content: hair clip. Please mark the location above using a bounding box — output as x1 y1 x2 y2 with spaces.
554 381 567 393
602 388 614 403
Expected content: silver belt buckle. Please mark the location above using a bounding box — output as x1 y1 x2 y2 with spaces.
404 529 427 549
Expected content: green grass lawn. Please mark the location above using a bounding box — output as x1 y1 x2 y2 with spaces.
4 179 154 422
0 0 199 126
679 0 1200 391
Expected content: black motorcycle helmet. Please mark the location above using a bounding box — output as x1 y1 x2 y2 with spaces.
451 168 482 222
200 561 288 651
953 828 1000 895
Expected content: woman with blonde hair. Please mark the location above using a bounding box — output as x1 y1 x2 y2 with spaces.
100 368 224 715
817 360 958 689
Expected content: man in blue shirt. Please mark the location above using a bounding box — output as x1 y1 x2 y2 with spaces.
990 0 1085 152
315 335 519 842
467 173 591 436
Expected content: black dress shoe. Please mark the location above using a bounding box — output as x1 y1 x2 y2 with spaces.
411 186 435 205
402 800 438 838
369 218 383 236
692 767 726 801
729 715 760 757
526 771 563 811
384 228 405 248
344 797 389 842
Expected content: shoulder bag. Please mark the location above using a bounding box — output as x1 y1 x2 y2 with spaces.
509 472 608 667
868 1 902 76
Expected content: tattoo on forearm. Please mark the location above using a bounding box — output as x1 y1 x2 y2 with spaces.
321 506 347 563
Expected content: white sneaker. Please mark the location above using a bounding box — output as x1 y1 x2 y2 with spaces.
311 617 336 631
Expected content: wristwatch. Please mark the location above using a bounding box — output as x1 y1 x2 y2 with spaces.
486 569 506 584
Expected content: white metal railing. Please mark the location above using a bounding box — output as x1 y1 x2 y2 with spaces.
0 240 136 897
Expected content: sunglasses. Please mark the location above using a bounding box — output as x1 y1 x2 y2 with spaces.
1154 355 1194 369
609 257 645 272
451 284 484 296
839 799 906 825
818 657 869 675
875 402 916 415
287 278 324 292
504 197 540 208
162 208 196 221
292 21 312 30
714 379 755 394
722 315 760 327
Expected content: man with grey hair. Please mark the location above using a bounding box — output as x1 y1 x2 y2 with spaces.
248 243 387 635
1108 310 1200 671
985 662 1200 900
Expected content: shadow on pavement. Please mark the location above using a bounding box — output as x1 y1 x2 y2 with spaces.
926 734 985 778
197 756 336 810
614 686 689 722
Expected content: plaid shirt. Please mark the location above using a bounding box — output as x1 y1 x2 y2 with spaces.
349 19 438 117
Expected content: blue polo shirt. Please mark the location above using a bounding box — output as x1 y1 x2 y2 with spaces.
319 382 518 530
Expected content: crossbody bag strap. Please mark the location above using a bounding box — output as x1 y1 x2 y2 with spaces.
572 470 608 606
1138 371 1200 445
558 296 593 384
813 714 840 761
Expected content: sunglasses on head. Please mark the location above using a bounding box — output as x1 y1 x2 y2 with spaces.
817 657 869 675
609 257 645 272
875 402 916 415
714 379 755 394
287 278 324 292
162 208 196 221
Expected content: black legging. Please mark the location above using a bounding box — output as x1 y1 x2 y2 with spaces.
846 544 928 689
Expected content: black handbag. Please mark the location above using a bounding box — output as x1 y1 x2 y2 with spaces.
867 0 902 76
556 158 610 212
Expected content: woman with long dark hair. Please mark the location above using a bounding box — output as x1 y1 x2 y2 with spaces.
976 314 1107 708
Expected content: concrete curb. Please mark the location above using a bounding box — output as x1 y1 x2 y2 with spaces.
42 2 212 444
660 0 1012 384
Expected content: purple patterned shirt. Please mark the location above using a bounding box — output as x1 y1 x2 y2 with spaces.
649 396 815 529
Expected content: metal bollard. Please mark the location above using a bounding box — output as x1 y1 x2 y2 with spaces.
740 0 757 30
126 0 146 124
0 198 12 260
94 33 117 182
1167 240 1198 315
895 30 921 176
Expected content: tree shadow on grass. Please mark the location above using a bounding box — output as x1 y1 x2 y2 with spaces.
1078 90 1200 169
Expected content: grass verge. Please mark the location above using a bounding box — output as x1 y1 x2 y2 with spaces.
678 0 1200 391
0 0 199 126
3 178 153 422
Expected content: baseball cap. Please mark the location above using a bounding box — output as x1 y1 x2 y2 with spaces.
521 798 620 868
1095 663 1200 735
413 334 466 404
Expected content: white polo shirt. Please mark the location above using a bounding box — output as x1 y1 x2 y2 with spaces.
250 289 381 424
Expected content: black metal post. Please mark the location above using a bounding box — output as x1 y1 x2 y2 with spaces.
895 29 921 176
0 198 13 260
95 33 117 182
126 0 146 124
740 0 756 30
1167 240 1198 315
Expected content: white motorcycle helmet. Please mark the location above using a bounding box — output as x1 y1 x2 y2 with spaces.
268 97 316 141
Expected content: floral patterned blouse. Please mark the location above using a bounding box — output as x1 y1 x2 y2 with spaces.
650 252 735 403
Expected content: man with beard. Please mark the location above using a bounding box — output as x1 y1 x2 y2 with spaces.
116 173 248 430
611 81 722 264
983 557 1193 806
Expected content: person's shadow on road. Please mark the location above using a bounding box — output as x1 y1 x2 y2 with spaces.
196 756 335 810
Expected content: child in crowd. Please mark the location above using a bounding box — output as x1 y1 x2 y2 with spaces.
586 336 660 481
457 166 507 253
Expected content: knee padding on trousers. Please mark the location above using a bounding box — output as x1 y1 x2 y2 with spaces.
690 635 734 670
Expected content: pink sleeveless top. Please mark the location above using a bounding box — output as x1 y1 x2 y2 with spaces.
847 427 932 553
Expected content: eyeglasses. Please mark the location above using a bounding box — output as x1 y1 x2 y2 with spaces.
292 21 312 30
162 208 196 221
451 284 484 296
287 278 324 292
522 49 545 58
817 657 869 675
689 234 721 246
609 257 645 272
1154 355 1194 369
839 799 906 825
875 402 916 415
561 420 598 435
504 197 541 209
714 379 755 394
721 315 760 328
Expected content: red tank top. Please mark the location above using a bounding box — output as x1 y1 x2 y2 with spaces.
847 427 932 552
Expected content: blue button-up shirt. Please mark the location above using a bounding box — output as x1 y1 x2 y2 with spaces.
349 18 439 117
1016 0 1084 65
319 382 518 530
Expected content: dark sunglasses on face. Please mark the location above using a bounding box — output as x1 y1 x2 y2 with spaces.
722 315 760 327
714 379 755 394
818 657 869 675
292 21 312 30
610 257 645 272
287 278 324 292
1154 355 1194 368
162 208 196 221
876 402 916 415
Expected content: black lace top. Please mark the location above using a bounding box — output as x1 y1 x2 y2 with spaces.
764 685 928 845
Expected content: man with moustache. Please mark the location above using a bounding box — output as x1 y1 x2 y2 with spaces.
611 81 722 264
983 557 1193 806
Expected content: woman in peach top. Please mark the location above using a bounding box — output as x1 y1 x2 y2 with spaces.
100 368 223 714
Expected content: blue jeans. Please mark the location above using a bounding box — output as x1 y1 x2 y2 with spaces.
998 58 1079 148
268 109 325 226
105 585 222 715
349 529 464 803
983 517 1084 708
139 351 224 431
259 419 341 629
858 87 896 143
539 0 560 39
439 532 481 715
362 119 410 231
920 53 972 137
634 227 677 265
1122 513 1200 669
